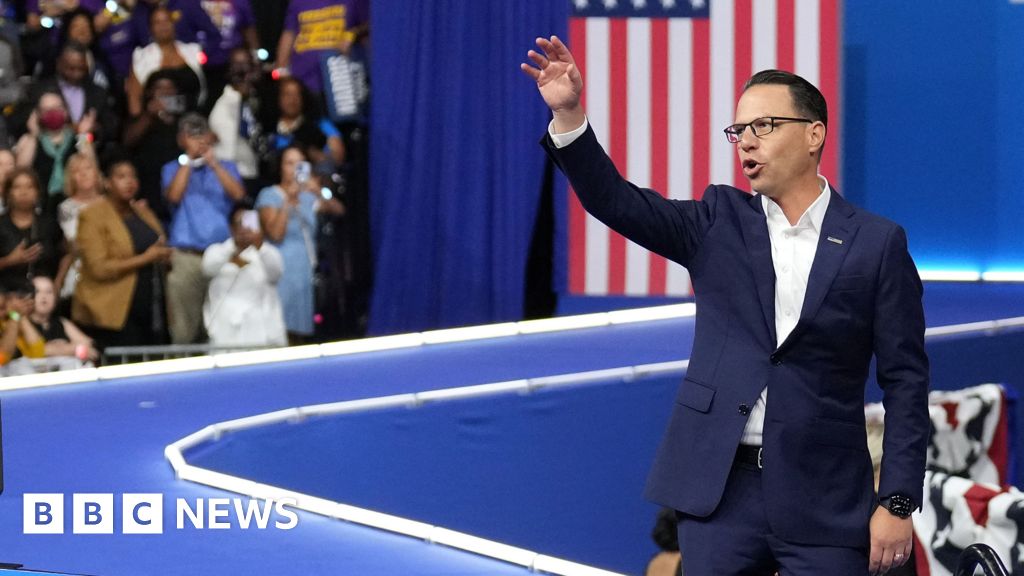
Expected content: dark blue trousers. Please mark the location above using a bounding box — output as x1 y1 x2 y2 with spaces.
676 459 869 575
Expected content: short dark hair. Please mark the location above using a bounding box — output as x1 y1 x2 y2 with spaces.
744 70 827 159
743 69 827 128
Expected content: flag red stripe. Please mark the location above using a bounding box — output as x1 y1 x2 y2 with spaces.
608 19 629 294
691 19 710 202
733 0 752 189
776 0 795 72
648 18 669 296
568 18 587 294
819 0 840 187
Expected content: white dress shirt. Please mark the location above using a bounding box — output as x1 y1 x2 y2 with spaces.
740 182 831 445
548 116 833 445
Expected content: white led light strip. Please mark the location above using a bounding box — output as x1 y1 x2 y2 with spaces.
165 360 690 576
0 303 696 392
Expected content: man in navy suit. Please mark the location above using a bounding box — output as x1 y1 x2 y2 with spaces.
522 36 929 576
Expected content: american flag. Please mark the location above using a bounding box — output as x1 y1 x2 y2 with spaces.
566 0 842 296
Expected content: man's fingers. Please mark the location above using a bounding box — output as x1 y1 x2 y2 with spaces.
869 544 883 576
535 37 561 63
519 63 541 81
527 49 549 69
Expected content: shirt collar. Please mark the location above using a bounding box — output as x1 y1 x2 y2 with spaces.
760 175 832 233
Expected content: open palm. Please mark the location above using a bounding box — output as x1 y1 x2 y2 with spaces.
520 36 583 113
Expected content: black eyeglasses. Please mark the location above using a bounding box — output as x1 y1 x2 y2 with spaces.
723 116 812 143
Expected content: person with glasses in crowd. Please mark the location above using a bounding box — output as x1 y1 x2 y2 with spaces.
523 36 929 576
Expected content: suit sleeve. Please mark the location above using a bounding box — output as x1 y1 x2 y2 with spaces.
542 124 714 268
873 225 930 507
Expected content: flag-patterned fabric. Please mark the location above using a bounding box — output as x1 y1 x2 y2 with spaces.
566 0 841 296
865 383 1012 487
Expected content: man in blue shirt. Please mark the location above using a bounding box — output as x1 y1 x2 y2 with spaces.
162 113 245 344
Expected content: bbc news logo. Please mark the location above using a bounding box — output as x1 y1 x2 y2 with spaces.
23 494 299 534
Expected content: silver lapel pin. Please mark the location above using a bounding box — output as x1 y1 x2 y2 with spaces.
826 236 844 245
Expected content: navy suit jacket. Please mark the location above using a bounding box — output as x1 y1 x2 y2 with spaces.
544 126 930 548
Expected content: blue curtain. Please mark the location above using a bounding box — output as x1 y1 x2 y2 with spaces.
368 1 568 334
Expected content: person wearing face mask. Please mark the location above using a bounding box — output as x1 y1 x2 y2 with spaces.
209 47 267 200
14 91 96 218
13 42 117 155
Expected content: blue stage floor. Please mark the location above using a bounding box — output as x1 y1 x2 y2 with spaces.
0 282 1022 575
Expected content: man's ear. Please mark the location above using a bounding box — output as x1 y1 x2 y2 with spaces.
807 121 826 156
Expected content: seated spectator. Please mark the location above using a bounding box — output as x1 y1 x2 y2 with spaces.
13 42 117 154
123 70 185 224
210 47 267 198
0 283 45 367
127 6 205 117
74 160 171 350
14 90 97 216
202 206 286 347
29 274 97 361
0 167 65 289
162 113 244 344
0 148 15 212
56 152 102 302
256 145 342 342
267 76 345 175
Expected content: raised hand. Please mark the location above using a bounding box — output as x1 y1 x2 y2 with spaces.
520 36 586 132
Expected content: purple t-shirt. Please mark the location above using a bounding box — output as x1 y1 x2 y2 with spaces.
284 0 366 94
197 0 254 66
27 0 103 44
98 4 141 81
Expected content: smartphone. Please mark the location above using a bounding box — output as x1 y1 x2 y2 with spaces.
295 161 311 184
160 95 186 114
239 210 260 232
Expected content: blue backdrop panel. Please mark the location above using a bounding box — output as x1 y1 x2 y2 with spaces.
368 0 568 334
189 377 679 575
843 1 1024 272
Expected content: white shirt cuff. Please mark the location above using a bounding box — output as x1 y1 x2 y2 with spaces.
548 117 589 149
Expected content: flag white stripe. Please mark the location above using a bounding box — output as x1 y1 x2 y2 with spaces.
666 18 694 296
709 0 735 187
752 0 777 73
625 18 651 296
794 0 820 85
584 18 611 295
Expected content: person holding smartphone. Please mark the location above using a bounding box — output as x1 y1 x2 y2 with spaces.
201 205 285 347
255 145 342 343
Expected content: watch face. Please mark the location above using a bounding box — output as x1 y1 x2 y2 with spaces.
886 495 914 518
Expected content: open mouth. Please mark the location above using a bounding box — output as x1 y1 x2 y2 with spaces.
742 159 762 177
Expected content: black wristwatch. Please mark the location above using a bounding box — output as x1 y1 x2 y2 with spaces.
879 494 915 519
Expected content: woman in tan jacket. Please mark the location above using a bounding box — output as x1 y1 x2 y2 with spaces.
73 160 173 351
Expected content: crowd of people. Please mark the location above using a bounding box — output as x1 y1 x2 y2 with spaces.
0 0 369 371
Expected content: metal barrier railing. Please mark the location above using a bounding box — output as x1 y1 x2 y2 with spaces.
955 544 1010 576
102 344 276 365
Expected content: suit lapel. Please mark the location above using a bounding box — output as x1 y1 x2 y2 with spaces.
780 190 860 351
738 193 778 346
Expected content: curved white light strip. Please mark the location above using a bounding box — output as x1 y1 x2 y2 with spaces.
165 361 690 576
2 305 1022 394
